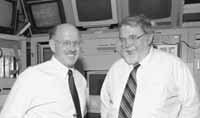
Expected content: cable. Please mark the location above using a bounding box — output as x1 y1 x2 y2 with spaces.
160 40 200 49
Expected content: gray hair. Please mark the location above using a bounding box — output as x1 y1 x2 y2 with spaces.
119 15 155 34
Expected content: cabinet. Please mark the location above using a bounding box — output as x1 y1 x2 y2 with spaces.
0 34 27 94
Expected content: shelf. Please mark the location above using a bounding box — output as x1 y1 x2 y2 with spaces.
0 34 27 95
0 33 26 41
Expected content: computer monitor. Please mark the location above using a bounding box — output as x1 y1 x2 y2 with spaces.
24 0 67 34
118 0 181 28
182 0 200 27
0 0 17 34
71 0 119 29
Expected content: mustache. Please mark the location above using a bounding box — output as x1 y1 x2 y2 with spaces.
114 47 135 56
65 50 78 55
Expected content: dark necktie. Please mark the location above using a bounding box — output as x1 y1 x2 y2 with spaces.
68 69 82 118
118 64 140 118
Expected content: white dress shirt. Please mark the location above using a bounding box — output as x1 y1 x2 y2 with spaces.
0 56 87 118
101 47 200 118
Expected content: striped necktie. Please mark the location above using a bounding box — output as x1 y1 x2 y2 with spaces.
68 69 82 118
118 64 140 118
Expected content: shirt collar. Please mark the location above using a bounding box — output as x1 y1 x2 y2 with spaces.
139 46 154 67
50 56 74 77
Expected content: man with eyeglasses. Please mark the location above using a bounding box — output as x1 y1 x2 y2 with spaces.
100 15 200 118
1 24 87 118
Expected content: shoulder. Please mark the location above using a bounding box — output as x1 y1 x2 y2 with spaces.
105 58 132 80
110 58 128 68
108 58 130 71
12 66 43 91
152 48 184 64
151 49 189 71
31 60 53 72
17 61 53 82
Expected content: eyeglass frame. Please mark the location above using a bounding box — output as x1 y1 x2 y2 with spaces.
119 33 146 49
54 40 81 48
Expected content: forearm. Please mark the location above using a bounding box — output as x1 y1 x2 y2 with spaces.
179 95 200 118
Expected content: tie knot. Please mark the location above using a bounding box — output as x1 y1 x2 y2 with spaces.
131 63 140 76
68 69 73 76
134 63 140 70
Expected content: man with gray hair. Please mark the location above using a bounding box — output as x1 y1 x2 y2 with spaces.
101 15 200 118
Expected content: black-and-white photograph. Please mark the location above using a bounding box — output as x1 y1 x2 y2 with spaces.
0 0 200 118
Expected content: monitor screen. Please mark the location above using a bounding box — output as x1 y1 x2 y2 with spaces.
71 0 118 28
86 71 106 95
182 0 200 26
185 0 200 4
119 0 179 27
31 2 61 27
129 0 171 19
0 0 17 34
76 0 112 21
24 0 66 34
89 74 105 95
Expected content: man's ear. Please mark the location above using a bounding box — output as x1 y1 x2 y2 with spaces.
49 39 56 53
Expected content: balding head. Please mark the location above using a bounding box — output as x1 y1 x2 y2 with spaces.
49 24 79 40
49 23 81 68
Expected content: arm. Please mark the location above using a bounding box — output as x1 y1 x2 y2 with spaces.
100 71 113 118
0 69 35 118
175 62 200 118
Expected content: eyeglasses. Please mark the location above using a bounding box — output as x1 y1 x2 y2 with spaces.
119 33 145 49
55 40 81 47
